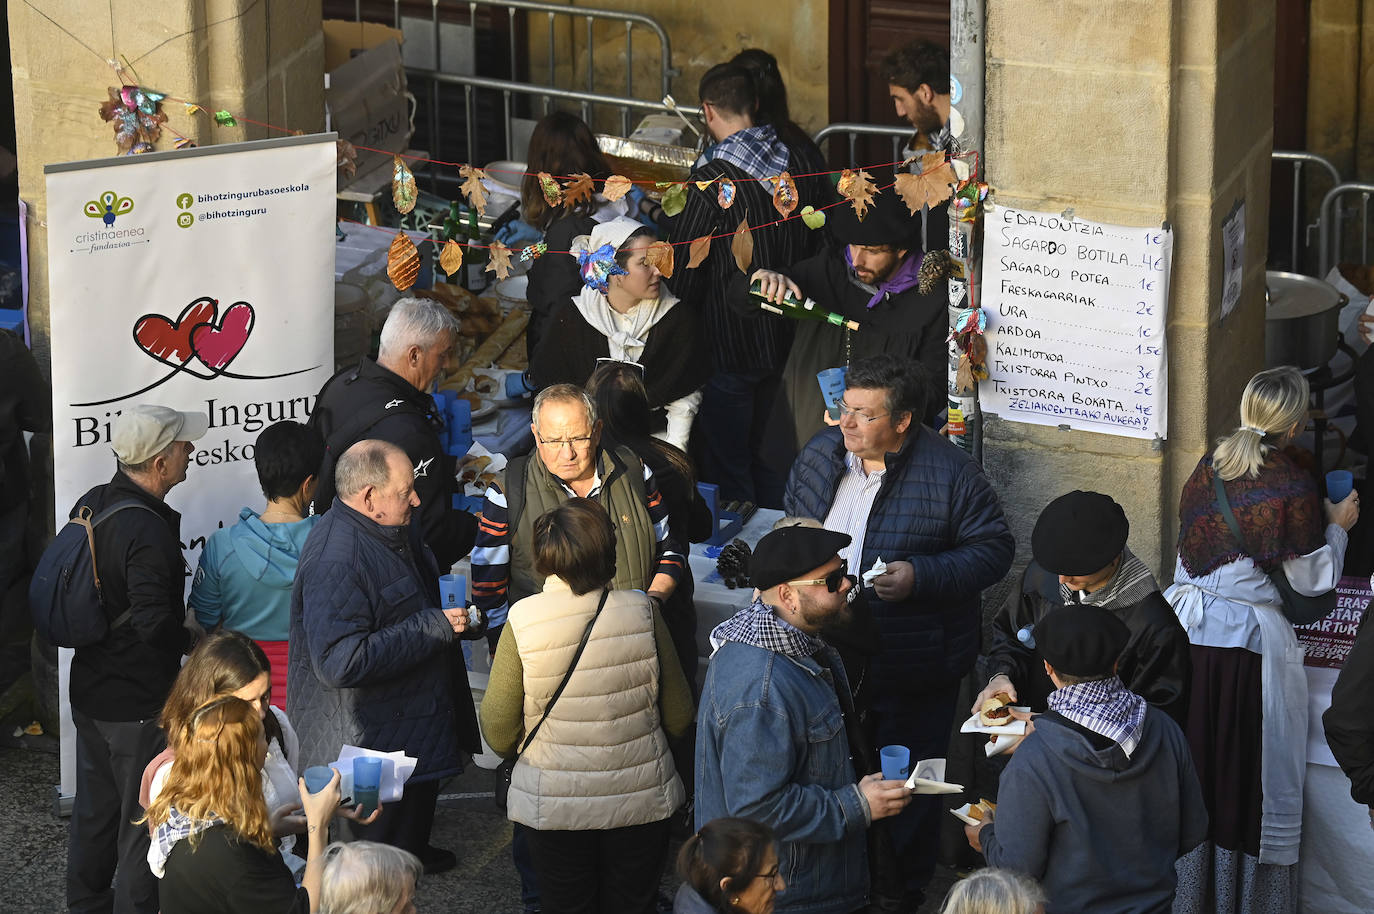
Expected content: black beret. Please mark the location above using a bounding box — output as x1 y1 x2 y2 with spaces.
1031 491 1129 576
826 171 921 249
751 525 852 591
1035 605 1130 679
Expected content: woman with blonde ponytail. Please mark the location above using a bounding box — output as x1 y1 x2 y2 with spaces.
141 697 338 914
1166 365 1359 914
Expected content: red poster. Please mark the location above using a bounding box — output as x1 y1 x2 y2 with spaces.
1296 575 1370 669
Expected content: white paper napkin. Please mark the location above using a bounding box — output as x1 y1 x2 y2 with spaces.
904 757 964 794
862 557 888 587
328 745 417 803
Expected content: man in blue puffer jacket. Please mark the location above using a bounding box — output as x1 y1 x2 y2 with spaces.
784 354 1014 908
288 439 479 874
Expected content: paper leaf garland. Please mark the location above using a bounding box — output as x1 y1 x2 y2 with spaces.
486 241 513 281
801 206 826 230
98 85 167 154
772 172 799 219
602 175 633 202
387 231 421 291
538 172 562 207
392 156 418 214
520 242 548 263
837 169 878 221
647 241 674 278
213 110 237 127
894 153 957 214
661 183 688 217
687 235 712 269
695 178 716 192
439 239 465 278
336 140 358 180
563 173 595 208
731 219 754 273
718 179 737 210
460 165 489 216
184 103 205 116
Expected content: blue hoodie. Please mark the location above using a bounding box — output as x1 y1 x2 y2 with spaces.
189 508 319 641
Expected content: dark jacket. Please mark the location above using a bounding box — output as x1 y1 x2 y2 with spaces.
525 212 594 358
69 471 191 721
986 562 1192 724
528 297 709 424
0 328 50 512
728 246 948 455
982 709 1208 914
784 427 1014 693
309 358 477 570
672 883 719 914
287 498 479 782
159 825 305 914
666 155 824 374
1324 612 1374 805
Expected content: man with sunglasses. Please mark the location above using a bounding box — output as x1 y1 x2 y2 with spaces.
785 353 1014 911
696 524 914 914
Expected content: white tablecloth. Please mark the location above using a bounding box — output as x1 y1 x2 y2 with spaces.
689 508 784 678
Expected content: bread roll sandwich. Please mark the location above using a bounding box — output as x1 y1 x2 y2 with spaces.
978 691 1014 727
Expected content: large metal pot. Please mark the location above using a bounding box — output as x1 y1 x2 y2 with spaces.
1265 270 1347 370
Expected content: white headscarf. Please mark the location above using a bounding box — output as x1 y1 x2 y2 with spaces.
567 217 678 361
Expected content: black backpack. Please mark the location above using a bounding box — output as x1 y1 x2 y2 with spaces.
29 499 161 647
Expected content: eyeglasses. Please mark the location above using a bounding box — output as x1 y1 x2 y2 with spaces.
754 864 782 884
536 434 594 454
786 560 853 593
835 401 892 424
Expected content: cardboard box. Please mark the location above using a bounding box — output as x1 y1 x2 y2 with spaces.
324 20 412 191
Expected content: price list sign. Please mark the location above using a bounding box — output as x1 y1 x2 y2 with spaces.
981 205 1172 440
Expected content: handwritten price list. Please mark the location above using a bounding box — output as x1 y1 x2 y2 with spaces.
981 206 1173 440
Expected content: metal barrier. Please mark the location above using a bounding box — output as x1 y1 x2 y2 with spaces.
1318 181 1374 278
812 123 913 163
374 0 678 173
1271 150 1342 274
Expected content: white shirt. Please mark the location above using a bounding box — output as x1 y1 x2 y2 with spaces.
823 450 885 573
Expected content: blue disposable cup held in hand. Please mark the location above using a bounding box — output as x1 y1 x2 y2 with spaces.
879 745 910 781
352 757 383 817
1327 470 1354 504
439 573 467 610
303 765 335 795
817 367 848 417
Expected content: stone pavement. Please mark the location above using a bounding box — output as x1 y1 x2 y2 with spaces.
0 736 959 913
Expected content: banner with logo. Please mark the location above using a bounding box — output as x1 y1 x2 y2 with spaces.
44 134 337 797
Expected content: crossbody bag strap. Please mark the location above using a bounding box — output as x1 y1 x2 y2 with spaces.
87 499 164 629
1211 471 1251 552
514 587 610 759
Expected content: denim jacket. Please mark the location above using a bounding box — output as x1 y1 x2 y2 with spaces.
695 640 870 914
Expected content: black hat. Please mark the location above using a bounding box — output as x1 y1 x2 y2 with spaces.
1035 605 1130 679
1031 491 1129 576
827 172 920 249
750 525 852 591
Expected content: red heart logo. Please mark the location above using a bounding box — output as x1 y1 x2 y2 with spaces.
133 298 218 370
191 301 255 371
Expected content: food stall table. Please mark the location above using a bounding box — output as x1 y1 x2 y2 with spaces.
472 404 533 458
689 508 784 686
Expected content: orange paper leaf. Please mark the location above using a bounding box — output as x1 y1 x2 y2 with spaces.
439 239 465 279
894 154 957 214
602 174 633 202
687 234 712 269
695 178 716 192
387 231 421 291
646 240 674 278
837 168 878 221
731 219 754 273
563 172 595 208
537 172 562 207
485 240 513 281
392 156 417 214
336 140 358 180
460 165 489 216
772 172 799 219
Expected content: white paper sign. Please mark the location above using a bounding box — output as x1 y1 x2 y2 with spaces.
981 206 1172 439
45 134 337 798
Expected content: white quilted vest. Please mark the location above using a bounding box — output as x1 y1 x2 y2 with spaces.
506 577 684 831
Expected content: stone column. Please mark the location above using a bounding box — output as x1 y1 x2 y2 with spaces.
8 0 325 371
981 0 1276 578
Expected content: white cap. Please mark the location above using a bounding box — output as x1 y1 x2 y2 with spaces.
111 405 209 465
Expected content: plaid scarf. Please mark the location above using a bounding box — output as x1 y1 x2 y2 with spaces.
149 806 225 877
710 597 825 658
1063 546 1158 607
1048 675 1147 758
699 125 790 183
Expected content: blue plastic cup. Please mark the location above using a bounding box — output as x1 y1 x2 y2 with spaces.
1327 470 1354 504
817 367 848 412
880 745 910 781
439 573 467 610
352 757 383 816
303 765 335 795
